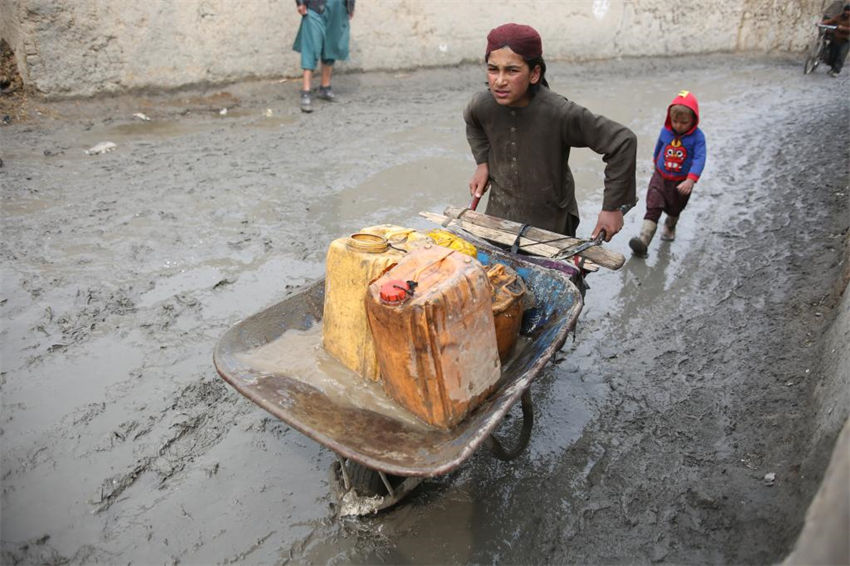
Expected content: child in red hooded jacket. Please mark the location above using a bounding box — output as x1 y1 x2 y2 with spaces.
629 90 707 257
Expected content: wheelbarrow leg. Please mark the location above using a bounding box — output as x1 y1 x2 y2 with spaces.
329 457 425 516
378 471 396 498
336 455 351 491
486 389 534 461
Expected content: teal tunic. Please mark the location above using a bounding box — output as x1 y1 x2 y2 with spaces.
292 0 350 70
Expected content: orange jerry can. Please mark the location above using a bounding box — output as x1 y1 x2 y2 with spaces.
365 244 501 429
486 263 527 362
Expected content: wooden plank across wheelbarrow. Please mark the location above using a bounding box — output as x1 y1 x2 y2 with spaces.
420 206 625 270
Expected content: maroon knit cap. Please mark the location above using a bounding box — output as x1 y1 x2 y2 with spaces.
485 23 543 60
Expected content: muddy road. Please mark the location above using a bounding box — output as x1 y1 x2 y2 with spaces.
2 54 848 565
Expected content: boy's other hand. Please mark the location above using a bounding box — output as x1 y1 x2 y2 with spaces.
677 179 695 195
297 4 307 15
469 163 490 199
592 209 624 242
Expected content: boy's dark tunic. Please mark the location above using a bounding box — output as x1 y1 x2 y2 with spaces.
464 87 637 235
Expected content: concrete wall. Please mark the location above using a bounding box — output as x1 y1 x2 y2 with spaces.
0 0 831 97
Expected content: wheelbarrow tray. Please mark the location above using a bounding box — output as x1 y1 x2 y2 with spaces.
214 240 583 477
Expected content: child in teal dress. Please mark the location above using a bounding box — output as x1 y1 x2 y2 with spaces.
292 0 355 112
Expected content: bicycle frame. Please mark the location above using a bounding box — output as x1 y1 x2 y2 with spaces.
804 23 838 75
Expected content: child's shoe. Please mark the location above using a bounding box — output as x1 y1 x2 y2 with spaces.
300 91 313 113
317 85 337 101
628 219 657 257
660 216 678 241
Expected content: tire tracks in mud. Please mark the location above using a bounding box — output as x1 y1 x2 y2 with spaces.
2 85 342 562
3 276 260 526
90 377 245 514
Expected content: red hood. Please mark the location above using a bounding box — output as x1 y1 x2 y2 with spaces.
664 90 700 135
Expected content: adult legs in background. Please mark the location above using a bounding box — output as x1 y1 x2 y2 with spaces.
829 41 849 75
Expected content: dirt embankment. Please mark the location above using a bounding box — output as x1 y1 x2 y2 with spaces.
1 39 27 122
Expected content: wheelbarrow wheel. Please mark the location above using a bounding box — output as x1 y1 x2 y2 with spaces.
345 461 385 496
344 460 406 497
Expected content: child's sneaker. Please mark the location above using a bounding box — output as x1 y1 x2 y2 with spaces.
300 91 313 113
317 86 337 101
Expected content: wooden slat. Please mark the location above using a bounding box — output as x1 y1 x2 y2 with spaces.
422 208 625 270
446 207 625 270
444 207 580 251
419 212 562 257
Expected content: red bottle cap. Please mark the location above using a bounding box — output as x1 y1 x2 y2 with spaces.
379 279 410 305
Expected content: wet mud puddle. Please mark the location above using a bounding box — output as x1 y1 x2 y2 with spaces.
232 322 533 431
234 324 429 429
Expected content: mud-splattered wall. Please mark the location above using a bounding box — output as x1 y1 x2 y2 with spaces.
0 0 829 97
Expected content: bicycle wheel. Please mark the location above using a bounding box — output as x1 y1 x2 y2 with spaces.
804 40 822 74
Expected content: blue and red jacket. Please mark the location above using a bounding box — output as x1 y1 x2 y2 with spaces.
653 90 707 183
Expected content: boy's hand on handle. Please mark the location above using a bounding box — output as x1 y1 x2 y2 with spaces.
469 163 490 200
677 178 694 196
592 209 624 242
297 3 307 15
